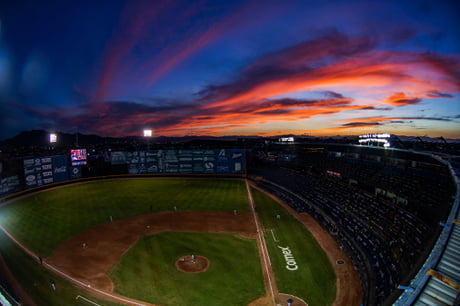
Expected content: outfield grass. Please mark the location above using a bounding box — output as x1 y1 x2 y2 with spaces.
0 179 248 257
251 187 336 306
0 230 121 306
110 232 265 306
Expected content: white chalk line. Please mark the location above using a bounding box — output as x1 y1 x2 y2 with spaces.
0 225 147 306
279 292 309 306
246 180 276 306
76 295 100 306
270 229 280 242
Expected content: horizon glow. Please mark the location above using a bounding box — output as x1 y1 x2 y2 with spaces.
0 0 459 140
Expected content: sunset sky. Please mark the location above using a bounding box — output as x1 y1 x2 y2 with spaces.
1 0 459 140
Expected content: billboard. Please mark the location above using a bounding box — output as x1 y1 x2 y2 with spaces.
24 157 53 188
111 149 245 175
0 175 21 197
69 166 82 180
52 155 68 183
24 155 69 188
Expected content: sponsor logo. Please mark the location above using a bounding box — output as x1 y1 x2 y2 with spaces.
278 246 298 271
54 166 67 173
26 175 36 182
42 164 52 170
72 168 80 175
231 152 243 160
24 168 35 175
42 171 53 177
41 157 52 164
204 162 214 169
43 178 53 184
24 159 35 167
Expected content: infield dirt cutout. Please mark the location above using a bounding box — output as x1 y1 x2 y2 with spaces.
46 211 257 292
45 189 361 305
175 255 210 273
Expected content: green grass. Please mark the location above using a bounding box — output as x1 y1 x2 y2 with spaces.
0 230 121 306
0 179 248 257
109 232 265 306
251 187 336 306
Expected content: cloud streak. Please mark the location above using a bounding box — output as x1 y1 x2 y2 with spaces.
14 27 460 138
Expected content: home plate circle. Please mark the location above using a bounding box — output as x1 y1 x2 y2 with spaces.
175 255 210 273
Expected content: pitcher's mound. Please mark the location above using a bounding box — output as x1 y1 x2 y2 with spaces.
176 255 210 273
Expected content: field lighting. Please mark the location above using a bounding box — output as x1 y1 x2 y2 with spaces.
143 129 152 137
49 133 57 143
143 129 153 150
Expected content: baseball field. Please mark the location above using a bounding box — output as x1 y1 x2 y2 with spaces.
0 178 347 306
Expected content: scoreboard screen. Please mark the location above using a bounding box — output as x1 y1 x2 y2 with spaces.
71 149 87 165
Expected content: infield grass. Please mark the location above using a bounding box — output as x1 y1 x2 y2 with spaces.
251 187 336 306
0 179 248 257
110 232 265 306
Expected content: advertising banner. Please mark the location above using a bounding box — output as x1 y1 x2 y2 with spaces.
52 155 69 183
0 175 21 197
24 157 54 188
111 149 245 175
69 166 82 180
111 151 127 165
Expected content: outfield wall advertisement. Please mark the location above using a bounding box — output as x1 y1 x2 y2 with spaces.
23 155 69 188
110 149 245 174
0 175 21 197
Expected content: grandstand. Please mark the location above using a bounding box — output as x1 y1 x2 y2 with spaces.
249 143 459 305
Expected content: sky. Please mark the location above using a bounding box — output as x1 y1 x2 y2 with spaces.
0 0 459 140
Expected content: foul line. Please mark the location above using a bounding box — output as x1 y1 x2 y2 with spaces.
76 295 100 306
0 225 147 306
246 180 276 305
270 229 280 243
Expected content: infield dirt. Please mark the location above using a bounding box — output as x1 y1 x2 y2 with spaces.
46 211 257 293
45 188 361 306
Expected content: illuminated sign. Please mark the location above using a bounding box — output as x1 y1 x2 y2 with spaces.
71 149 87 161
358 133 391 147
143 129 152 137
359 133 391 139
49 133 57 143
71 149 87 166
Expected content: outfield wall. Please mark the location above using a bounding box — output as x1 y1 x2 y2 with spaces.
0 148 246 201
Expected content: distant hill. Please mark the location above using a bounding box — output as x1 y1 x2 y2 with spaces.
1 130 458 151
0 130 117 149
0 130 263 150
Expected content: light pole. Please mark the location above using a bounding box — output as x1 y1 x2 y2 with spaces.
143 129 153 151
49 133 57 151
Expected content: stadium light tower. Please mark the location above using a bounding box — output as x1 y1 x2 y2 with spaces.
143 129 153 150
49 133 57 150
143 129 152 137
49 133 57 143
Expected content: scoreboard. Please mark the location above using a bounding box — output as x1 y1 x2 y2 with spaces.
111 149 245 175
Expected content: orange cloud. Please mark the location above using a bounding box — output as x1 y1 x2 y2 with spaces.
385 92 422 106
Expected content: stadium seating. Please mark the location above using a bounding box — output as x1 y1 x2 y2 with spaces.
249 147 455 305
